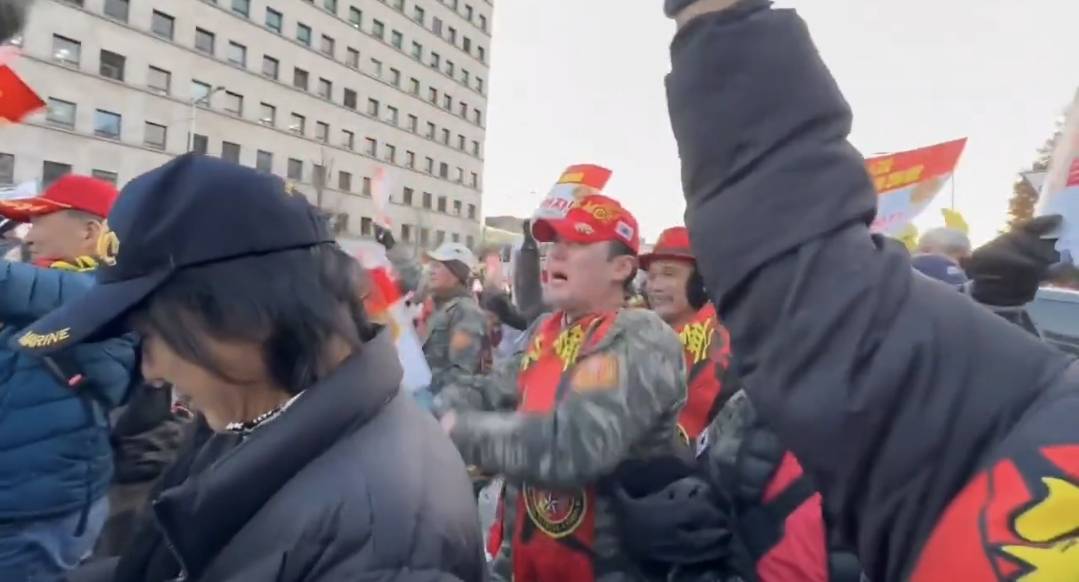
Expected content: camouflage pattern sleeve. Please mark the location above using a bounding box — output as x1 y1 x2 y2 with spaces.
450 310 688 489
428 299 489 393
385 245 423 295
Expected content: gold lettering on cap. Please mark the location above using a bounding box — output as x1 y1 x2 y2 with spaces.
18 328 72 349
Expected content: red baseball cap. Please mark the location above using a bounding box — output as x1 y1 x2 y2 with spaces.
532 194 640 254
0 174 118 222
640 226 695 271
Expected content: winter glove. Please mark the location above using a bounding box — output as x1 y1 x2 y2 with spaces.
373 223 396 250
962 214 1062 307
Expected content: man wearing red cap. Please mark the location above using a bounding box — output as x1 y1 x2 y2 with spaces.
439 193 687 582
0 174 135 580
640 226 730 441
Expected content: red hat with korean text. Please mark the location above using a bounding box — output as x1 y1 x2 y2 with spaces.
532 193 641 254
639 226 695 271
0 174 118 222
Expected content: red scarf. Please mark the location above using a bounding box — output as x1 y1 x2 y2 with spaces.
507 312 616 582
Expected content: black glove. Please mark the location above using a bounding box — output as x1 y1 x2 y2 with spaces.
962 215 1062 307
373 223 395 250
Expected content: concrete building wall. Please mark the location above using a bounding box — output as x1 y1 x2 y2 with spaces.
2 0 492 247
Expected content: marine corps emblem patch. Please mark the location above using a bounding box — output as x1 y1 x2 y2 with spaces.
523 485 587 539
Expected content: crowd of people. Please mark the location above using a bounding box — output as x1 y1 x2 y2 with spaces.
0 0 1076 581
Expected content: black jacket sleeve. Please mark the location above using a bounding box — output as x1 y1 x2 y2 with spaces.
513 240 546 324
666 3 1074 579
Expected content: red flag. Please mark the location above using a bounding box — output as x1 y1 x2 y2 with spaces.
0 65 43 123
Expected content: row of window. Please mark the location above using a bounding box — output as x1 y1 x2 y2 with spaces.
42 93 482 191
0 153 477 247
299 0 490 56
47 33 484 171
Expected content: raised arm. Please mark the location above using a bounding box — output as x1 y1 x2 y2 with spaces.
666 1 1072 578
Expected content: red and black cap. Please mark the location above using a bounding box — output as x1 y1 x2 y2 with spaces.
14 153 333 354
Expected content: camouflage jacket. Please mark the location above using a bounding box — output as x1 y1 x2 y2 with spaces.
448 308 687 581
423 291 489 395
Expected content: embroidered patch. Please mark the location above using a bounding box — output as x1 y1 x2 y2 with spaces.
450 330 474 352
571 353 618 393
523 485 587 539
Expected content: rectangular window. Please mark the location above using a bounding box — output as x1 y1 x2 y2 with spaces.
451 232 460 243
361 217 373 236
144 122 167 150
425 157 434 174
462 69 470 85
321 34 335 56
365 138 377 156
231 0 250 17
425 122 435 138
221 142 241 163
386 106 399 125
99 50 124 81
403 187 414 205
52 35 81 67
312 164 326 188
465 4 473 19
372 20 384 40
418 228 430 247
104 0 128 21
405 150 415 168
42 161 72 186
422 192 432 208
259 102 276 125
151 10 175 40
195 28 215 55
346 48 360 68
191 134 208 155
393 0 404 10
191 80 211 102
343 89 357 109
463 36 472 53
430 51 440 69
448 27 457 44
413 5 425 24
409 78 420 95
367 98 379 116
341 129 354 149
0 153 13 185
227 41 246 67
323 0 337 13
338 171 352 192
407 115 418 132
46 98 76 128
317 78 332 99
287 158 303 180
473 108 482 124
391 30 403 49
446 60 455 77
293 68 309 90
457 134 465 150
370 58 382 78
443 93 452 110
385 144 396 163
468 203 476 219
411 41 422 60
459 101 468 117
478 45 486 62
477 76 484 94
349 7 362 29
256 150 273 172
224 92 243 115
297 23 312 46
471 140 480 156
433 17 443 35
91 169 118 185
265 8 283 33
289 113 305 134
455 166 464 182
389 68 401 87
147 66 171 95
441 128 450 144
401 224 412 242
439 162 448 179
362 177 372 195
315 121 329 142
479 14 487 31
262 56 279 79
94 109 122 139
453 200 462 215
437 195 447 212
470 171 478 187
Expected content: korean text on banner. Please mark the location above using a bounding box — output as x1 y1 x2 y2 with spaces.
371 166 394 230
866 138 967 235
532 164 613 221
1036 89 1079 261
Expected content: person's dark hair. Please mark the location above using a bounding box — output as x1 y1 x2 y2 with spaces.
129 243 374 394
608 240 638 298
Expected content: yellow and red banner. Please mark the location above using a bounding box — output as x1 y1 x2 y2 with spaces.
866 138 967 235
534 163 612 221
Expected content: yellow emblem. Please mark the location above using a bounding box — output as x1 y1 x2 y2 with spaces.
18 328 72 349
520 335 543 370
578 200 618 224
553 324 586 371
679 319 715 364
1000 477 1079 580
96 220 120 266
523 485 587 539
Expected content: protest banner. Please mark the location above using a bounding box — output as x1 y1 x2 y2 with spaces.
532 163 612 222
867 138 967 235
1036 89 1079 260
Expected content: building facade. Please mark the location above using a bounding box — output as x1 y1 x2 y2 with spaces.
3 0 491 248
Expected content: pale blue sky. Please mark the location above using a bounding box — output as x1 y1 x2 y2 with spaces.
482 0 1077 245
